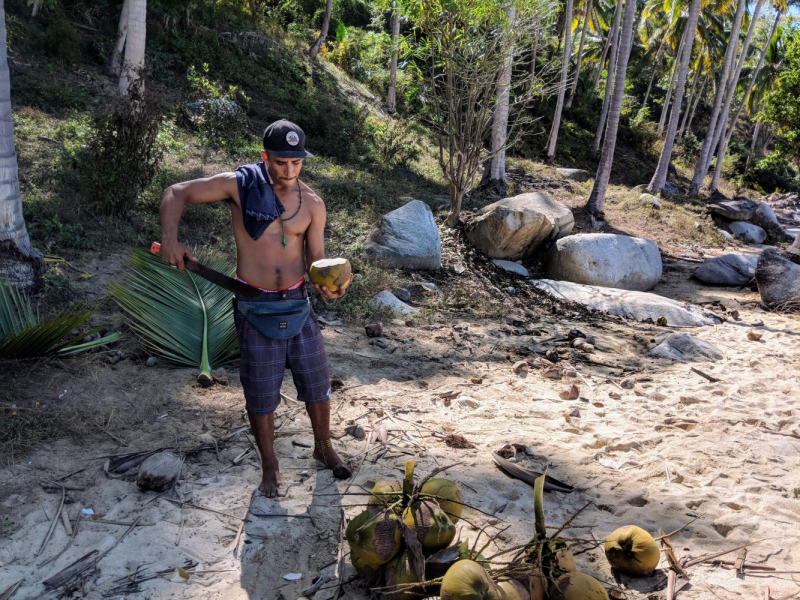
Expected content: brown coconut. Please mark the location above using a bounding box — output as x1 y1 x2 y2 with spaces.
309 258 352 292
136 451 181 492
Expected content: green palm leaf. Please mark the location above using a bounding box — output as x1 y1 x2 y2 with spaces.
0 281 121 360
110 248 239 384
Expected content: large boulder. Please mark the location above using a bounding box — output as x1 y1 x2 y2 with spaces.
364 200 441 270
662 182 680 196
755 248 800 306
729 221 767 244
648 333 724 362
694 254 758 287
544 233 662 291
466 193 573 260
557 168 591 182
531 279 717 326
708 198 758 221
751 202 794 243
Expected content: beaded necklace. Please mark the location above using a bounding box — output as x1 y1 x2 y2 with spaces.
279 181 302 249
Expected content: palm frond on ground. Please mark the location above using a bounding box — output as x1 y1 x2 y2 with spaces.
0 281 120 360
110 248 239 385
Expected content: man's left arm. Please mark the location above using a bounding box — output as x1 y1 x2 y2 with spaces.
306 192 352 300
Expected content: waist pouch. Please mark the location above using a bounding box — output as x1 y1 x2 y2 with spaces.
236 297 311 340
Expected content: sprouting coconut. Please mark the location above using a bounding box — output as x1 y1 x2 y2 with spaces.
384 549 420 600
497 579 530 600
604 526 661 576
420 478 464 524
440 559 500 600
403 499 456 554
309 258 352 292
550 572 609 600
556 549 577 572
368 479 403 513
352 554 385 586
346 508 403 569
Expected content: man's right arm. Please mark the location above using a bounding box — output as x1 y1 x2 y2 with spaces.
159 172 238 269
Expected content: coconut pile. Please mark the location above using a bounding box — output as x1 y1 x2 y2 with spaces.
347 460 665 600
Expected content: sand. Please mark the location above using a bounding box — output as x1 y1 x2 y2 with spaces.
1 256 799 600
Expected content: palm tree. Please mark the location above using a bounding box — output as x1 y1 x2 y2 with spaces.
545 0 574 162
657 30 688 138
486 5 517 194
680 64 709 135
118 0 147 95
109 0 130 76
309 0 333 59
585 0 636 218
566 0 594 107
648 0 702 194
688 0 747 194
589 0 621 158
386 4 400 112
0 1 43 291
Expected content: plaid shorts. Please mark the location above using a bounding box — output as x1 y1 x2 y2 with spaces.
233 288 331 415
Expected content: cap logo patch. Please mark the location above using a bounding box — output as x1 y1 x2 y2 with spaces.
286 131 300 146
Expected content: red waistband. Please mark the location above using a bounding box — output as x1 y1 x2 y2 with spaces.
235 275 305 293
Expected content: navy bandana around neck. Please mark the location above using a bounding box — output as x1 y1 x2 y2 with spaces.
235 162 285 241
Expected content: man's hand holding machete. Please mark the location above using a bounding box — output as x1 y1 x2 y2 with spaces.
158 120 352 498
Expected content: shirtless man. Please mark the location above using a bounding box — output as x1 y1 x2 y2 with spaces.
158 120 353 497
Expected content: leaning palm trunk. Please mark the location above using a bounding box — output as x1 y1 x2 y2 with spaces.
746 115 762 170
590 0 622 158
545 0 573 162
710 0 766 191
386 7 400 113
486 6 517 194
657 30 687 138
118 0 147 95
683 71 708 137
593 16 614 90
308 0 333 59
0 1 44 291
585 0 635 218
648 0 702 194
566 0 593 108
679 67 702 136
109 0 131 76
641 46 663 110
688 0 747 195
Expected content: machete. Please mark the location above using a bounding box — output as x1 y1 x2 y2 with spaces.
150 242 264 299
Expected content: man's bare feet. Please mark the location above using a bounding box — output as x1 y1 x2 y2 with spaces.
314 446 353 479
258 459 284 498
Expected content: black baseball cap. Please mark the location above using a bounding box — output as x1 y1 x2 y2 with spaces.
262 120 314 158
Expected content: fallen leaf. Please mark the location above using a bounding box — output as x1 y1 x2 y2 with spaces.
443 398 451 407
470 377 483 384
444 433 475 449
543 368 562 379
437 390 460 400
730 310 740 320
592 401 604 408
608 392 621 400
512 361 529 375
170 567 191 583
747 330 763 341
559 384 580 400
620 378 635 389
545 349 560 362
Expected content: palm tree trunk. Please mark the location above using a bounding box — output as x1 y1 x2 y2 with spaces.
0 1 43 291
683 71 708 137
486 6 516 193
648 0 702 194
566 0 593 108
109 0 130 77
709 0 766 191
593 10 615 91
679 67 701 135
308 0 333 59
585 0 635 218
688 0 747 195
545 0 573 162
118 0 147 95
746 117 761 170
725 10 781 149
386 7 400 113
657 31 687 137
590 0 622 158
761 129 773 155
641 48 662 110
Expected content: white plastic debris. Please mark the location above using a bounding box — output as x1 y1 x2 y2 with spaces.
598 458 620 470
58 390 67 399
81 508 94 515
283 573 303 581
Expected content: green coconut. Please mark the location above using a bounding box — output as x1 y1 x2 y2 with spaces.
309 258 352 292
384 549 420 600
352 554 385 586
368 479 403 513
556 548 577 572
346 508 403 569
403 499 456 555
420 478 464 524
551 573 609 600
604 526 661 576
497 579 530 600
441 560 500 600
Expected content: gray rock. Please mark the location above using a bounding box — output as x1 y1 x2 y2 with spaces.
709 198 758 221
648 333 724 362
407 281 443 297
492 259 529 277
717 229 734 242
640 194 662 209
557 168 591 182
755 248 800 306
531 279 717 326
137 452 182 492
466 192 574 260
393 287 411 302
395 168 419 182
662 182 680 196
364 200 442 270
751 202 793 243
370 291 419 315
145 357 158 367
544 233 663 291
729 221 767 244
694 254 758 287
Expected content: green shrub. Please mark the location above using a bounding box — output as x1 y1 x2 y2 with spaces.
183 64 250 150
369 118 421 167
675 132 702 165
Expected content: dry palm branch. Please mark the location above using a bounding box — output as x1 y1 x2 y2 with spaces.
0 280 120 360
110 248 239 385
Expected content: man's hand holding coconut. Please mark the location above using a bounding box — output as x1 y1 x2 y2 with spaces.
159 120 353 497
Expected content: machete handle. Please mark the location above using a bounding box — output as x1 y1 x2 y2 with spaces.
150 241 161 254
